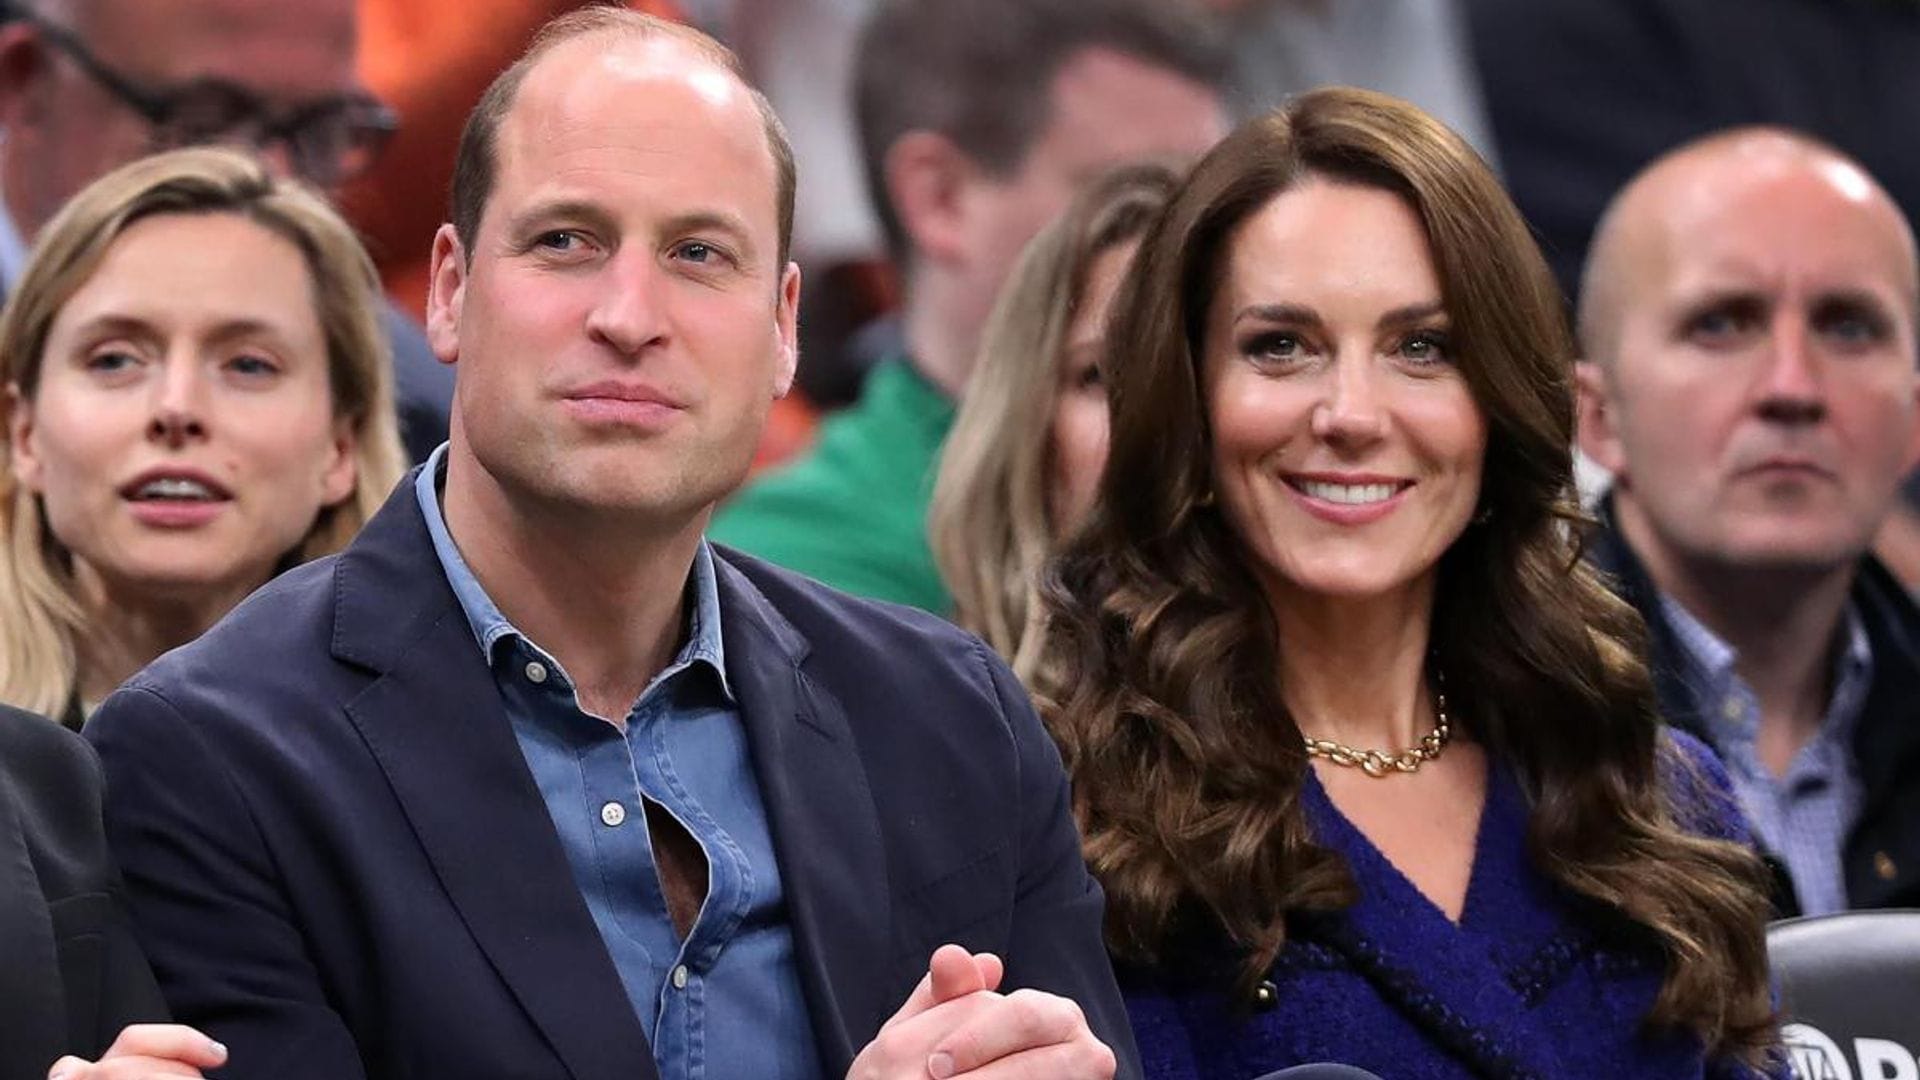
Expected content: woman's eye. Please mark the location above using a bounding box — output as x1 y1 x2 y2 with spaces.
1398 330 1452 364
85 349 140 374
1242 331 1302 363
226 353 278 377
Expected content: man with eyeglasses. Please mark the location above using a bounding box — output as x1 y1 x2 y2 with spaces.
0 0 453 461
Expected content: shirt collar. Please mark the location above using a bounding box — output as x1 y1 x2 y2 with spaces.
1658 589 1872 744
413 443 732 700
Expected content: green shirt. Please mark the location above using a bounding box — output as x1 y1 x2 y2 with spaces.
710 360 956 612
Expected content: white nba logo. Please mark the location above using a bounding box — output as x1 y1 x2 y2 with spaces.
1784 1023 1920 1080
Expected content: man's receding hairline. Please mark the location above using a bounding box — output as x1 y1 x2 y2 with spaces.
1579 127 1917 365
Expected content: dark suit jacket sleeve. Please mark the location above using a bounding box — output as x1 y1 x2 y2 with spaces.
0 706 166 1076
88 686 368 1080
984 651 1144 1079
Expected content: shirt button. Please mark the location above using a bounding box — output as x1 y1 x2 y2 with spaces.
1876 851 1899 881
599 801 626 828
1250 979 1278 1011
525 661 549 684
671 964 689 990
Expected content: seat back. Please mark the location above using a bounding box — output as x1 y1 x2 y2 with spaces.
1769 910 1920 1079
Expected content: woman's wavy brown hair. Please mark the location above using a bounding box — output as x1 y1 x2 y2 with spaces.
1035 87 1775 1062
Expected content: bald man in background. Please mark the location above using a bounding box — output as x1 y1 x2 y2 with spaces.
1576 128 1920 917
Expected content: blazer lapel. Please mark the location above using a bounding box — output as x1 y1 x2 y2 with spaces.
332 478 659 1080
713 554 895 1074
0 769 63 1080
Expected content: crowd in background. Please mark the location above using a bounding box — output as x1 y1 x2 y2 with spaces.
0 1 1917 1078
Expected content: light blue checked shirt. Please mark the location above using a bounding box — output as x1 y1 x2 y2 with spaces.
1658 593 1873 916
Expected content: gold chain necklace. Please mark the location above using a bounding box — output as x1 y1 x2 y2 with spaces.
1301 686 1452 778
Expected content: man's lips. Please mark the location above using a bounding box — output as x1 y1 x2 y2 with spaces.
561 380 689 409
559 380 690 427
1735 456 1836 481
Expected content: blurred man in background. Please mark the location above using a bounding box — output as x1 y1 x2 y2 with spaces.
1577 128 1920 917
711 0 1229 611
0 0 453 460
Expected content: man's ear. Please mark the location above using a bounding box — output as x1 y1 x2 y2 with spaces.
425 224 466 366
883 130 976 268
1574 360 1630 478
773 261 801 399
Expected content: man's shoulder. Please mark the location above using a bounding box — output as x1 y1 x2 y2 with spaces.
120 556 346 708
714 544 984 673
1855 555 1920 663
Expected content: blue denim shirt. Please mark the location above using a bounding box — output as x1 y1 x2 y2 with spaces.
1658 592 1872 916
415 447 823 1079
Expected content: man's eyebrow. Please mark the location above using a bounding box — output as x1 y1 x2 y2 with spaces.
1811 287 1896 312
504 199 620 238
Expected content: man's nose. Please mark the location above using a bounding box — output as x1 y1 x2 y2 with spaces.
586 253 670 357
1754 316 1828 426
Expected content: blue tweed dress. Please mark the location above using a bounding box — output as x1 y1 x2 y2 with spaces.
1121 732 1788 1080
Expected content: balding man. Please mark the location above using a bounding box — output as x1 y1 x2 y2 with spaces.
85 10 1129 1079
0 0 453 460
1576 128 1920 917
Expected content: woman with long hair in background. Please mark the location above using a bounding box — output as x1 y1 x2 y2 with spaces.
931 162 1176 679
0 147 407 725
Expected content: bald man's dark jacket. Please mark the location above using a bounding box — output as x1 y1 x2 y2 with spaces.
84 473 1137 1079
1586 497 1920 916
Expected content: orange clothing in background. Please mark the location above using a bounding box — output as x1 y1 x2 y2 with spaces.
345 0 684 319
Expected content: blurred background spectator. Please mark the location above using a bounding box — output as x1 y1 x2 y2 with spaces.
709 0 1229 611
0 0 452 460
930 162 1174 679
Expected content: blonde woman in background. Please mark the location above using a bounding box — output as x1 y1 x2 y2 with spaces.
930 163 1176 679
0 148 407 725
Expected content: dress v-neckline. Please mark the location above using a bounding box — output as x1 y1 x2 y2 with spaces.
1296 758 1567 1079
1305 753 1500 931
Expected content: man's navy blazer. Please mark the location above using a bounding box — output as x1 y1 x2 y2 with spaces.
85 477 1137 1079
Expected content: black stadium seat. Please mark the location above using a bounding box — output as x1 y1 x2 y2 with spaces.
1768 910 1920 1080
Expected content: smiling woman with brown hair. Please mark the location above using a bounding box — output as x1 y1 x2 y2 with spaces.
1037 88 1783 1078
0 147 406 724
